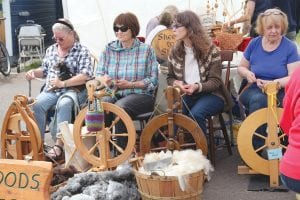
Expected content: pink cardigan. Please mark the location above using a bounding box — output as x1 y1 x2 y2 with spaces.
280 67 300 180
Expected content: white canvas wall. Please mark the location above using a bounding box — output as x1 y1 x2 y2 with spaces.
63 0 244 57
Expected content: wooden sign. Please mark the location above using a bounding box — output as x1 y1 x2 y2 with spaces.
0 159 52 200
151 29 175 62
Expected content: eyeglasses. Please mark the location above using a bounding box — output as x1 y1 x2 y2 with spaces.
52 36 66 42
113 25 129 32
172 23 184 29
262 10 284 16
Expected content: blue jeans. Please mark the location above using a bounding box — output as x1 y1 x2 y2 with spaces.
239 85 284 149
33 89 87 139
102 93 155 148
182 93 224 134
239 85 284 114
280 173 300 193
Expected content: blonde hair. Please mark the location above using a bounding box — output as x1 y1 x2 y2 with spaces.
255 8 288 36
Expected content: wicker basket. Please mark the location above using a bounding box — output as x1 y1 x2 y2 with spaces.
134 169 205 200
215 31 243 50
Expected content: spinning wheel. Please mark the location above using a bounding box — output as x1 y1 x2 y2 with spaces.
73 79 136 169
140 86 208 156
237 82 287 187
1 95 43 160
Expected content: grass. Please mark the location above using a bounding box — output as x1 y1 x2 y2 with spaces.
24 59 42 72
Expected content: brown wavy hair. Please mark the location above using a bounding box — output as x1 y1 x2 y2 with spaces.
170 10 212 63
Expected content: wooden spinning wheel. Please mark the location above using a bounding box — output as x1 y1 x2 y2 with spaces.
140 86 208 156
237 82 286 187
1 95 43 160
73 79 136 170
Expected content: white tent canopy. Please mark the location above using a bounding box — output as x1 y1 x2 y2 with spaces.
62 0 244 57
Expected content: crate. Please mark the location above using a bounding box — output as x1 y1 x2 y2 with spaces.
134 169 205 200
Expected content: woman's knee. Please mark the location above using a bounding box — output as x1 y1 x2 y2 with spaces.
57 97 73 110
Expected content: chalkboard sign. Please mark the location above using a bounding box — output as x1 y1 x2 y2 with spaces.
0 159 52 200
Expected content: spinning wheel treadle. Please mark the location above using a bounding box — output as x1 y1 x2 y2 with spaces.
73 80 136 169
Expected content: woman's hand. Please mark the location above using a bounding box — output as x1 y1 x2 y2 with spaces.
115 79 131 89
50 78 64 88
245 71 257 83
183 83 199 95
103 74 113 87
25 69 36 81
256 79 273 89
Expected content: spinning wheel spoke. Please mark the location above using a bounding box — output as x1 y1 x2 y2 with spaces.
148 146 168 152
88 141 100 155
280 144 287 149
109 139 125 154
254 145 267 153
111 133 129 137
157 128 169 141
253 132 267 139
278 134 286 139
109 116 121 129
80 132 97 137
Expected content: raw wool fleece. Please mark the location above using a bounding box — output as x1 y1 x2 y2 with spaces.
51 164 140 200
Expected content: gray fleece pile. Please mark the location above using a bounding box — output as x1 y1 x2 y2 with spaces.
51 164 140 200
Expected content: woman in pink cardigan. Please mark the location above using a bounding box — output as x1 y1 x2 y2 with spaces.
280 66 300 199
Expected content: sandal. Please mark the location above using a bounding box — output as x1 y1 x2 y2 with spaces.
44 145 64 162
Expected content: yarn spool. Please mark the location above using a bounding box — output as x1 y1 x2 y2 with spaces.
85 99 104 132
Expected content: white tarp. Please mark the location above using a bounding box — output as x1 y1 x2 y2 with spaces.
62 0 244 57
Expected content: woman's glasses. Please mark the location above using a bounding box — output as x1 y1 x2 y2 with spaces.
262 10 284 16
113 25 129 32
52 36 66 42
171 23 184 29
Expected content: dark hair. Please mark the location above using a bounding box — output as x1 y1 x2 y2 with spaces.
171 10 211 62
113 12 140 38
159 12 173 27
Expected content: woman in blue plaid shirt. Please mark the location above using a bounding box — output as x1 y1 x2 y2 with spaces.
96 12 158 149
25 19 93 160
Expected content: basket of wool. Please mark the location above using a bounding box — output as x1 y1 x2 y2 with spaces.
134 149 213 200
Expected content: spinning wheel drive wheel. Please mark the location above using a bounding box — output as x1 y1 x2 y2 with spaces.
139 113 208 156
2 113 42 160
73 102 136 168
237 107 286 175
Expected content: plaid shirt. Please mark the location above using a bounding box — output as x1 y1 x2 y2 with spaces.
96 39 158 97
41 42 93 93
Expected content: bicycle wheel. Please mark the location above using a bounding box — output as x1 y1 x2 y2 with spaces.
0 42 11 76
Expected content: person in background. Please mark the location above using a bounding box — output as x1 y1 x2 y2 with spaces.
237 8 300 150
167 10 232 135
145 11 173 64
145 12 173 46
96 12 158 149
25 18 93 161
271 0 298 41
226 0 272 37
145 5 178 37
280 66 300 200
